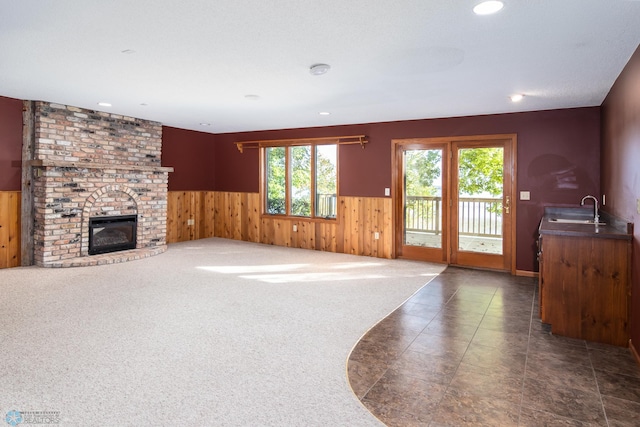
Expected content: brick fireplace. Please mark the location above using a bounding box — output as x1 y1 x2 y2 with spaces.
27 102 173 267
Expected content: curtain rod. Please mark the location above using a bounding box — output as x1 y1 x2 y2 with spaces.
235 135 368 153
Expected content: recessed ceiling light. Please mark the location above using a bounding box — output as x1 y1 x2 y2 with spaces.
510 94 524 102
200 123 211 126
319 111 331 116
473 1 504 15
97 102 112 107
309 63 331 76
121 49 136 54
244 94 261 101
140 103 148 106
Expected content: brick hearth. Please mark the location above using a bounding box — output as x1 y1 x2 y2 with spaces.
29 102 173 267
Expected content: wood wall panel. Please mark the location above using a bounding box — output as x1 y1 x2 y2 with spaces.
201 192 214 239
166 191 393 259
315 221 337 252
269 218 290 247
167 191 187 243
245 192 260 243
338 196 392 258
340 197 359 255
166 191 216 243
210 192 260 242
0 191 21 268
2 191 391 269
212 192 225 238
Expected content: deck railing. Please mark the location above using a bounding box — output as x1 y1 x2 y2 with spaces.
299 194 502 236
405 196 502 237
405 196 442 234
316 193 337 218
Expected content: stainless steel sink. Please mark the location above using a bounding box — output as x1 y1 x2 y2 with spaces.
549 218 606 225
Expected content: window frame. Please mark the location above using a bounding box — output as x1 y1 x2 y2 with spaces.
260 140 339 221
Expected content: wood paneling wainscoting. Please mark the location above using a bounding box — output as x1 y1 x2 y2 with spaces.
1 191 392 269
166 191 393 258
0 191 21 268
166 191 216 242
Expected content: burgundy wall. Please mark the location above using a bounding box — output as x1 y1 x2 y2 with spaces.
0 96 23 191
601 45 640 349
214 108 601 273
162 126 216 191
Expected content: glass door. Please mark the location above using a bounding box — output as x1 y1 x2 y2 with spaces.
393 136 515 272
451 140 512 270
395 142 449 263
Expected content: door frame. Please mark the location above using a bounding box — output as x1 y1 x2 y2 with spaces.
392 134 517 274
392 140 450 264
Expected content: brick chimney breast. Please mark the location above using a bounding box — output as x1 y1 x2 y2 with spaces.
30 102 173 267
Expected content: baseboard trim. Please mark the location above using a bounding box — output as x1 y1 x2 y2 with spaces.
631 339 640 367
516 270 538 278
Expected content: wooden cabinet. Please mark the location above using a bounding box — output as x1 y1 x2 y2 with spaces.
539 233 631 346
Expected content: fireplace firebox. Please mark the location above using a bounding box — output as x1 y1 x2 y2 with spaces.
88 215 137 255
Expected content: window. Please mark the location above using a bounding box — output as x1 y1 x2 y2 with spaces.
265 147 286 214
264 143 337 219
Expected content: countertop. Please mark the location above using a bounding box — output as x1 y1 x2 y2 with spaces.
539 207 633 240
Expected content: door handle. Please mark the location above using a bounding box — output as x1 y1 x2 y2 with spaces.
504 196 510 214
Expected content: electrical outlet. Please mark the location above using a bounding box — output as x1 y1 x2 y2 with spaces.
520 191 530 201
374 232 380 240
384 188 390 196
637 199 640 214
187 218 195 226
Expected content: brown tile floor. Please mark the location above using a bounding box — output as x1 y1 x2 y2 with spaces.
347 267 640 426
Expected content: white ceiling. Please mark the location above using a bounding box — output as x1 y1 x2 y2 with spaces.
1 0 639 134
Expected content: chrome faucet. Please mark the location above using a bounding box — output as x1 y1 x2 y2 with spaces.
580 195 599 223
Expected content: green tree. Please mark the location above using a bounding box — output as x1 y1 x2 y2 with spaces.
405 149 442 196
458 147 503 196
291 146 311 216
316 145 337 217
266 147 286 214
316 145 336 196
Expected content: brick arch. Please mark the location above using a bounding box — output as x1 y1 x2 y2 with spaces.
81 185 143 255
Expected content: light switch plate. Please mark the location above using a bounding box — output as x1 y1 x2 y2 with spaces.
384 188 390 196
520 191 530 201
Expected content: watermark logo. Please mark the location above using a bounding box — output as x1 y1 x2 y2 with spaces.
5 411 22 426
4 410 60 425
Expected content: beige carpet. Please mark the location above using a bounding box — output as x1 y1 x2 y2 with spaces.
0 238 444 426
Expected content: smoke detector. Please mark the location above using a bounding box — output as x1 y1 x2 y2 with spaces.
309 63 331 76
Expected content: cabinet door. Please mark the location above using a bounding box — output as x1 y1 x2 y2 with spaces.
541 235 582 338
578 237 630 346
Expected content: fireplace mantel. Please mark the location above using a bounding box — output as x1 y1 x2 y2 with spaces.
29 159 174 173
